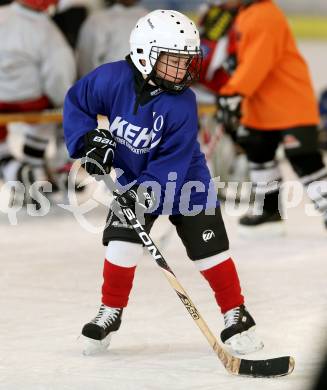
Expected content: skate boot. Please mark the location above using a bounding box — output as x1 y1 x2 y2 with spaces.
220 305 264 355
238 209 285 237
81 304 123 355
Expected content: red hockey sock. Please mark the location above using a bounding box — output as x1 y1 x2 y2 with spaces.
102 260 136 308
200 258 244 314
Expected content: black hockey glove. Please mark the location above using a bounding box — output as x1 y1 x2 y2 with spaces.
216 94 242 136
83 128 117 176
114 184 155 212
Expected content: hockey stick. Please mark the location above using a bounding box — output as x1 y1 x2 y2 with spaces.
121 207 295 378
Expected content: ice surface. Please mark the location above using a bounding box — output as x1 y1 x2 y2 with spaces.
0 165 326 390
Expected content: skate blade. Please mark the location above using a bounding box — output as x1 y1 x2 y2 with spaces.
225 327 264 355
81 333 112 356
238 221 286 238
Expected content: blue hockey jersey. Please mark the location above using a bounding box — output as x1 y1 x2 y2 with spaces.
63 60 218 215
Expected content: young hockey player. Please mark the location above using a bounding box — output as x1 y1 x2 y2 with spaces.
216 0 327 234
0 0 75 203
64 10 264 355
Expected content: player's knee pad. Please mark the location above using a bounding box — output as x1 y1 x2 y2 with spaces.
169 208 229 261
105 241 143 268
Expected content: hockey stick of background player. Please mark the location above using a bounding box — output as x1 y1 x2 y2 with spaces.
119 206 295 378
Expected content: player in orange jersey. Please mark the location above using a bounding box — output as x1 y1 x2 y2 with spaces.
217 0 327 234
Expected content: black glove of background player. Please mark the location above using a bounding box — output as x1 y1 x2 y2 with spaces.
216 94 242 136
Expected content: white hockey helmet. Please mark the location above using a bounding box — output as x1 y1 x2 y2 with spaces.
130 10 202 93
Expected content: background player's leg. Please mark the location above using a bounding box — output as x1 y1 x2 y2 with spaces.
22 123 55 180
237 127 284 235
284 126 327 228
0 124 37 207
18 123 57 209
0 125 19 181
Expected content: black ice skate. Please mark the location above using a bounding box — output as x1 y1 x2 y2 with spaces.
220 305 264 355
81 304 123 355
238 209 285 237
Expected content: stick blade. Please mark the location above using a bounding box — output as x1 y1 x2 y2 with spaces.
238 356 295 378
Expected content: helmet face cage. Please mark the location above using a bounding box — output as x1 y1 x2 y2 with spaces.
149 46 203 93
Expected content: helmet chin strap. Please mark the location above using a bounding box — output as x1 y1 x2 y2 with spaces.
144 74 156 86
